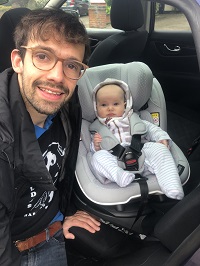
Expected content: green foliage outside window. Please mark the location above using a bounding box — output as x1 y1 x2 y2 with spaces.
105 0 112 6
105 0 112 15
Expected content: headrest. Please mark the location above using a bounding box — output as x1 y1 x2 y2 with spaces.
0 8 30 72
111 0 144 31
77 62 153 123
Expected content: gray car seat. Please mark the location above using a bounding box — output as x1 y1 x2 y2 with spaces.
75 61 190 207
88 0 148 67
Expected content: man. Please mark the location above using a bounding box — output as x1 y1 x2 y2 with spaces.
0 8 100 266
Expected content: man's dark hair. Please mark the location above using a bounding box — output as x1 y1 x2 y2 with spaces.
14 9 90 63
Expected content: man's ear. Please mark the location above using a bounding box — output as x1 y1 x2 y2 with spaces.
11 49 23 73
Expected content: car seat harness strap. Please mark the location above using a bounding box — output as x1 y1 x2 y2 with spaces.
131 175 149 225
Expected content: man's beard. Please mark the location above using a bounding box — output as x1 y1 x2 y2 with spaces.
21 78 70 115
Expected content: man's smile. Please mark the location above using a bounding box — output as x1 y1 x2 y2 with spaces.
39 87 63 95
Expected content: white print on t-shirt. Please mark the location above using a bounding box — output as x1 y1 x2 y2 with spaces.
43 142 65 173
24 142 65 218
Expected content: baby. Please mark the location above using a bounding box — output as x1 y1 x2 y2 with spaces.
90 78 184 200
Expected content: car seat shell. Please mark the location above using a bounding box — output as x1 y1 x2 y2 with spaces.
76 62 190 205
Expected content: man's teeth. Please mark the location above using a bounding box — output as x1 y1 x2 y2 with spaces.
41 88 62 95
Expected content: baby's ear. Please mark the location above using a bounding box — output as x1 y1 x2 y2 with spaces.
124 101 127 106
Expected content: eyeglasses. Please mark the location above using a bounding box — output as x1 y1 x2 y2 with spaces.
20 46 88 80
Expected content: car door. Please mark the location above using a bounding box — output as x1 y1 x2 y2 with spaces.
141 2 200 155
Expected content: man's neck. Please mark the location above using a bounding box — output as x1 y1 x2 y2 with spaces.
34 119 47 128
28 107 48 128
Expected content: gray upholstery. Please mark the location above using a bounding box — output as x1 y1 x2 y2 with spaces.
88 0 148 67
79 62 153 124
76 62 190 205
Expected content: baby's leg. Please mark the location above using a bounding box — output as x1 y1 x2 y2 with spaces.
91 150 135 187
143 142 184 200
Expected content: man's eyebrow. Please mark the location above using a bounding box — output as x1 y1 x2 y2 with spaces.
34 46 81 61
35 45 55 52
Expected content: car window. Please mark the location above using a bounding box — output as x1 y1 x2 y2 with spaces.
60 0 113 29
154 3 191 31
59 1 191 32
0 0 192 33
0 0 50 14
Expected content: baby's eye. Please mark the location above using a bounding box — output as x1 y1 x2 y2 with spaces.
101 103 107 107
114 103 119 106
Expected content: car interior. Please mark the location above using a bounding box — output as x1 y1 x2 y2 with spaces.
87 0 148 67
0 0 200 265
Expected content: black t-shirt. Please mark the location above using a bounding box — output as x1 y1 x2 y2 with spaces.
12 115 66 241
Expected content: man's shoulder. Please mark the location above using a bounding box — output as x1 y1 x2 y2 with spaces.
0 67 14 79
0 68 15 93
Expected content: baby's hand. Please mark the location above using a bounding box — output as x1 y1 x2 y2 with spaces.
94 133 102 151
158 139 169 148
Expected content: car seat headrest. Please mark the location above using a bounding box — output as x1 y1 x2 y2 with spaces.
111 0 144 31
77 62 153 123
0 7 30 72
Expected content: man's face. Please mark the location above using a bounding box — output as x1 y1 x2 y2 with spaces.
12 37 85 121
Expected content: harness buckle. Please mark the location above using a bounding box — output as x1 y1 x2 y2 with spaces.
119 146 141 171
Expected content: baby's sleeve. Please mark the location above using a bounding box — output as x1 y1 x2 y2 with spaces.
143 120 172 144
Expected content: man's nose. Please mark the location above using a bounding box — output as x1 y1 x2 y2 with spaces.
46 61 65 83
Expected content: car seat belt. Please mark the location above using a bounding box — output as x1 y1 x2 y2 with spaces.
187 135 200 157
98 175 149 259
132 174 149 224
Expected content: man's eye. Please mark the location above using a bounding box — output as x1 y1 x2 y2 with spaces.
65 62 81 72
35 52 50 61
67 63 76 70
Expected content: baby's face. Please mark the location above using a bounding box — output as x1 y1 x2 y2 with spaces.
96 84 126 119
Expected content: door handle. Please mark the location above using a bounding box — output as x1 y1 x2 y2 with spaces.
164 44 181 52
